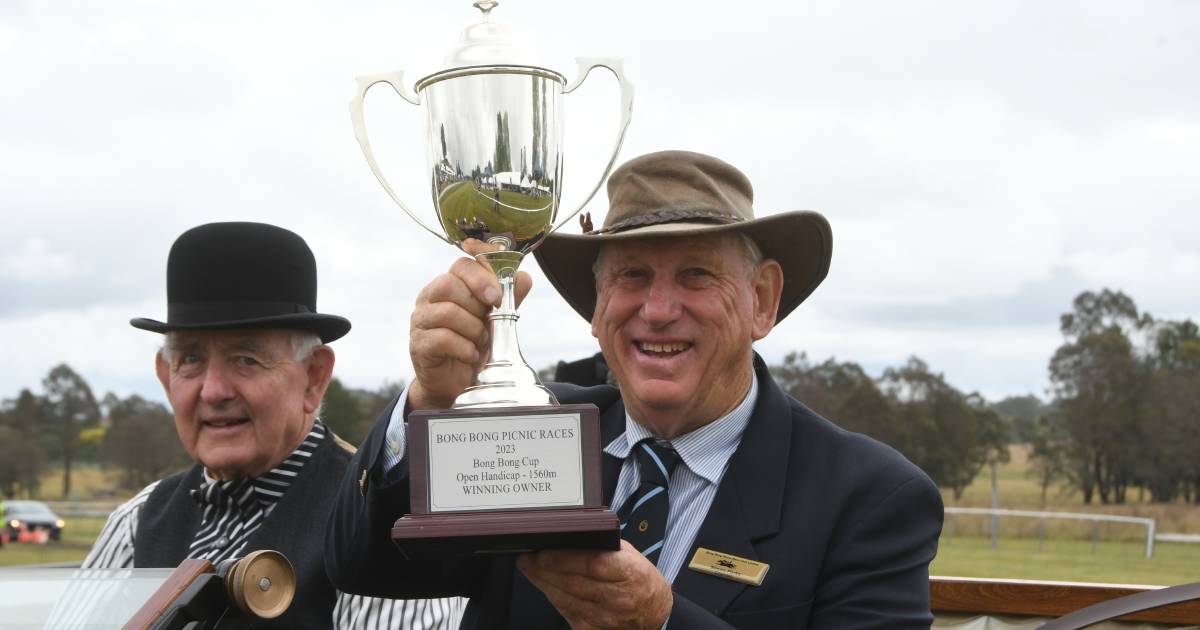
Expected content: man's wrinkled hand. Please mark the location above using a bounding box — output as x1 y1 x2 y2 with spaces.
516 540 672 630
408 240 531 411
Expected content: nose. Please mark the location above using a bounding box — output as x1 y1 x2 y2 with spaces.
640 276 681 326
199 361 236 405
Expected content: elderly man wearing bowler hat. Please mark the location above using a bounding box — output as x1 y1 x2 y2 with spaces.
83 222 464 629
326 151 944 628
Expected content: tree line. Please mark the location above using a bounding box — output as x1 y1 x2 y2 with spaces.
771 354 1010 500
1037 289 1200 504
0 364 403 500
769 289 1199 506
2 289 1195 505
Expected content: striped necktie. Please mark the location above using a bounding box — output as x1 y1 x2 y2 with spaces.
617 438 680 564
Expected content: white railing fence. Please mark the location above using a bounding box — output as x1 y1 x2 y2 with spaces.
943 507 1157 558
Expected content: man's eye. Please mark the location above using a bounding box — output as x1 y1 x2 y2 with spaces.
237 356 260 367
682 267 712 278
180 354 201 365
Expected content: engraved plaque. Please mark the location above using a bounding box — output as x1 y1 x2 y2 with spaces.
426 414 585 512
395 403 617 556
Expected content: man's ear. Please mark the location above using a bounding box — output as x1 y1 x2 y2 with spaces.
303 346 336 415
751 259 784 341
155 352 171 395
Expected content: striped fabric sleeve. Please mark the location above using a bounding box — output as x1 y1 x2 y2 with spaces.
332 592 466 630
80 480 160 569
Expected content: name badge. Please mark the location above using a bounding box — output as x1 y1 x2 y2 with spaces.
687 548 769 586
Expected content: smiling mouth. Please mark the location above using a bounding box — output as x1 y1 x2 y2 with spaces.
203 418 249 429
637 341 692 356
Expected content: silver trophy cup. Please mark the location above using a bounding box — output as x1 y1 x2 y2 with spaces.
350 2 632 409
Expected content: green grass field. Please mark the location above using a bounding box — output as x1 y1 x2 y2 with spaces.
943 445 1200 536
932 536 1200 586
35 466 129 501
932 444 1200 585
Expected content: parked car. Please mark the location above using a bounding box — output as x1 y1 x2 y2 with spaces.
4 500 65 542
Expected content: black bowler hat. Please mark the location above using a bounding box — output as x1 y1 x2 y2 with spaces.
130 222 351 343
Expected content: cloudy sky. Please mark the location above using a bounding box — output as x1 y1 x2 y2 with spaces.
2 0 1197 407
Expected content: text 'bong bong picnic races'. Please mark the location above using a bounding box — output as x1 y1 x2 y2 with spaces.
436 427 575 497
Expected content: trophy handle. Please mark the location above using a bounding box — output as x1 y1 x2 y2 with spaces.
555 57 635 233
349 71 452 244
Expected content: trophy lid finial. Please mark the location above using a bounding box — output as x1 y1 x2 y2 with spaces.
473 1 499 20
439 0 550 72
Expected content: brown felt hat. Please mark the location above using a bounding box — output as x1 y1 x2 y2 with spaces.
534 150 832 323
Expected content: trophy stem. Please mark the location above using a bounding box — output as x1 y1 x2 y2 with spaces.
452 252 558 409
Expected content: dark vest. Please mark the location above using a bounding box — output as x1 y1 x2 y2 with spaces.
135 433 354 629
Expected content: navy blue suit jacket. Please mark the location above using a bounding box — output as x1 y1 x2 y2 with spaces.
325 357 943 628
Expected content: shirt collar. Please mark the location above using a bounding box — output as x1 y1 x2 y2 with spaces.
604 371 758 485
198 420 327 509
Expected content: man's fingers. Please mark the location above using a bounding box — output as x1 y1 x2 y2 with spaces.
410 300 487 343
518 556 607 606
447 258 504 310
518 545 672 630
410 327 481 367
523 548 627 583
417 267 492 320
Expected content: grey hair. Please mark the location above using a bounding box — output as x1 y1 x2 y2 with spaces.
592 231 764 283
159 330 324 363
289 332 323 361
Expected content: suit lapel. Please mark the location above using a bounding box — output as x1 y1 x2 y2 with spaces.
670 470 757 613
671 357 792 616
600 398 626 507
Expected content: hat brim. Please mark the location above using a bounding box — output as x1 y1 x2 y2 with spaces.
533 210 832 323
130 313 352 344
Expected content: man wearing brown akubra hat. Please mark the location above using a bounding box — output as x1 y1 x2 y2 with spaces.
327 152 942 628
83 222 463 629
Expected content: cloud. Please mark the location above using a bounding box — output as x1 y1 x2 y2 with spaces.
1 237 77 281
1 0 1197 405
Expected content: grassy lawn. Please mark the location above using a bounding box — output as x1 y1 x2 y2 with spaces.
945 445 1200 535
35 466 130 502
933 444 1200 585
933 536 1200 586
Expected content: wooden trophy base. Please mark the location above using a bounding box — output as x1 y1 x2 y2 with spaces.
392 507 619 557
394 403 618 557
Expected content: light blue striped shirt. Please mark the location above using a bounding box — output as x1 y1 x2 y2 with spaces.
605 372 757 583
383 371 758 586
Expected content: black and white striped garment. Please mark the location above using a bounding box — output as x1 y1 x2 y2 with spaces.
186 422 326 563
83 421 465 629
